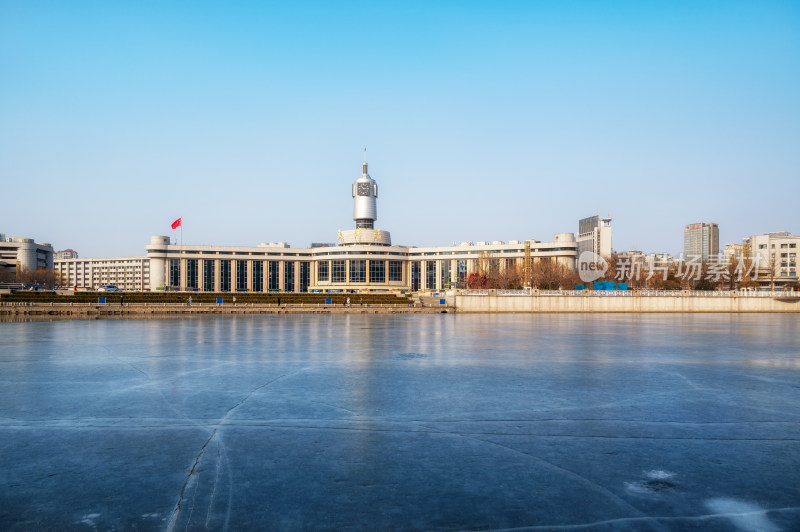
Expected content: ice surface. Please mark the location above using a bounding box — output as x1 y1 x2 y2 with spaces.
1 314 799 530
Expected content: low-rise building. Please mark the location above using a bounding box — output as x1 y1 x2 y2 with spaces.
0 233 54 276
745 232 799 288
54 257 150 291
54 249 79 260
56 160 579 293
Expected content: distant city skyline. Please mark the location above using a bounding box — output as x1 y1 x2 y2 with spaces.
2 1 798 257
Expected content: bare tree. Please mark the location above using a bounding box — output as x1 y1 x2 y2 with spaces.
18 268 62 289
0 267 17 283
531 259 574 290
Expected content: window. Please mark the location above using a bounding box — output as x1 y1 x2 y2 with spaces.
268 261 279 291
253 261 263 292
169 259 180 287
318 261 329 282
332 260 346 283
299 262 310 292
220 260 231 291
350 260 366 283
388 260 402 282
284 262 295 292
458 259 467 287
426 261 436 289
440 260 451 288
203 261 215 291
236 261 247 291
369 260 385 283
186 259 198 290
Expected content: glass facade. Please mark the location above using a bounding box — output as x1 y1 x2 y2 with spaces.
268 261 279 291
332 260 346 283
318 261 329 282
169 259 180 288
457 259 468 287
252 261 263 292
186 259 198 290
411 261 421 291
440 260 451 289
426 261 436 290
389 260 402 282
236 261 247 291
369 260 385 284
284 262 294 292
299 262 310 292
220 260 231 292
350 260 366 283
203 260 215 292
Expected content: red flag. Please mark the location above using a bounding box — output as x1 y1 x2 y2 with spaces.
171 218 182 229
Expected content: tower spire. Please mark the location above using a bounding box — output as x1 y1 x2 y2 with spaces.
363 148 367 174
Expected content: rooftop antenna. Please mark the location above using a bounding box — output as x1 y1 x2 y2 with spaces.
364 147 367 162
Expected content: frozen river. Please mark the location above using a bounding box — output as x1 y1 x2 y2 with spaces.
1 314 799 531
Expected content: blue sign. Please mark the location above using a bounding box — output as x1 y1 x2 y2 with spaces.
98 297 106 304
325 298 332 305
440 299 446 305
216 297 223 304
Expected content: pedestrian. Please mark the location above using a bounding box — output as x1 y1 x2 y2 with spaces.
278 297 281 307
346 296 350 307
360 296 363 307
120 295 124 307
233 296 236 306
187 296 192 307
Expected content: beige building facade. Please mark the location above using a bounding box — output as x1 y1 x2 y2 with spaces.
54 257 150 291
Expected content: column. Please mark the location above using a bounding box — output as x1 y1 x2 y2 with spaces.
247 260 253 291
180 258 187 291
278 260 285 292
214 259 221 292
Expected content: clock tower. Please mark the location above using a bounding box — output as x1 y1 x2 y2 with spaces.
352 155 378 229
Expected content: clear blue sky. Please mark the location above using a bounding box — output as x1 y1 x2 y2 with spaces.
2 1 798 257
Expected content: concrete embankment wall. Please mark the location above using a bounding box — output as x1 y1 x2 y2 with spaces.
0 303 447 318
456 295 800 313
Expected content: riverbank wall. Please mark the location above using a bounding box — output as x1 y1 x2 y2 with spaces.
0 302 446 318
456 293 800 312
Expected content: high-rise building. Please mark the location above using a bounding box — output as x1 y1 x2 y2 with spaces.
683 223 719 262
577 213 612 258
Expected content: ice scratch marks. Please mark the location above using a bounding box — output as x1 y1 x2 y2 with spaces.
705 498 781 532
166 367 309 532
165 427 218 532
411 422 662 530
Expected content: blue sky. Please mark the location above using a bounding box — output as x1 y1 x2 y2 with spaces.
1 1 798 257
